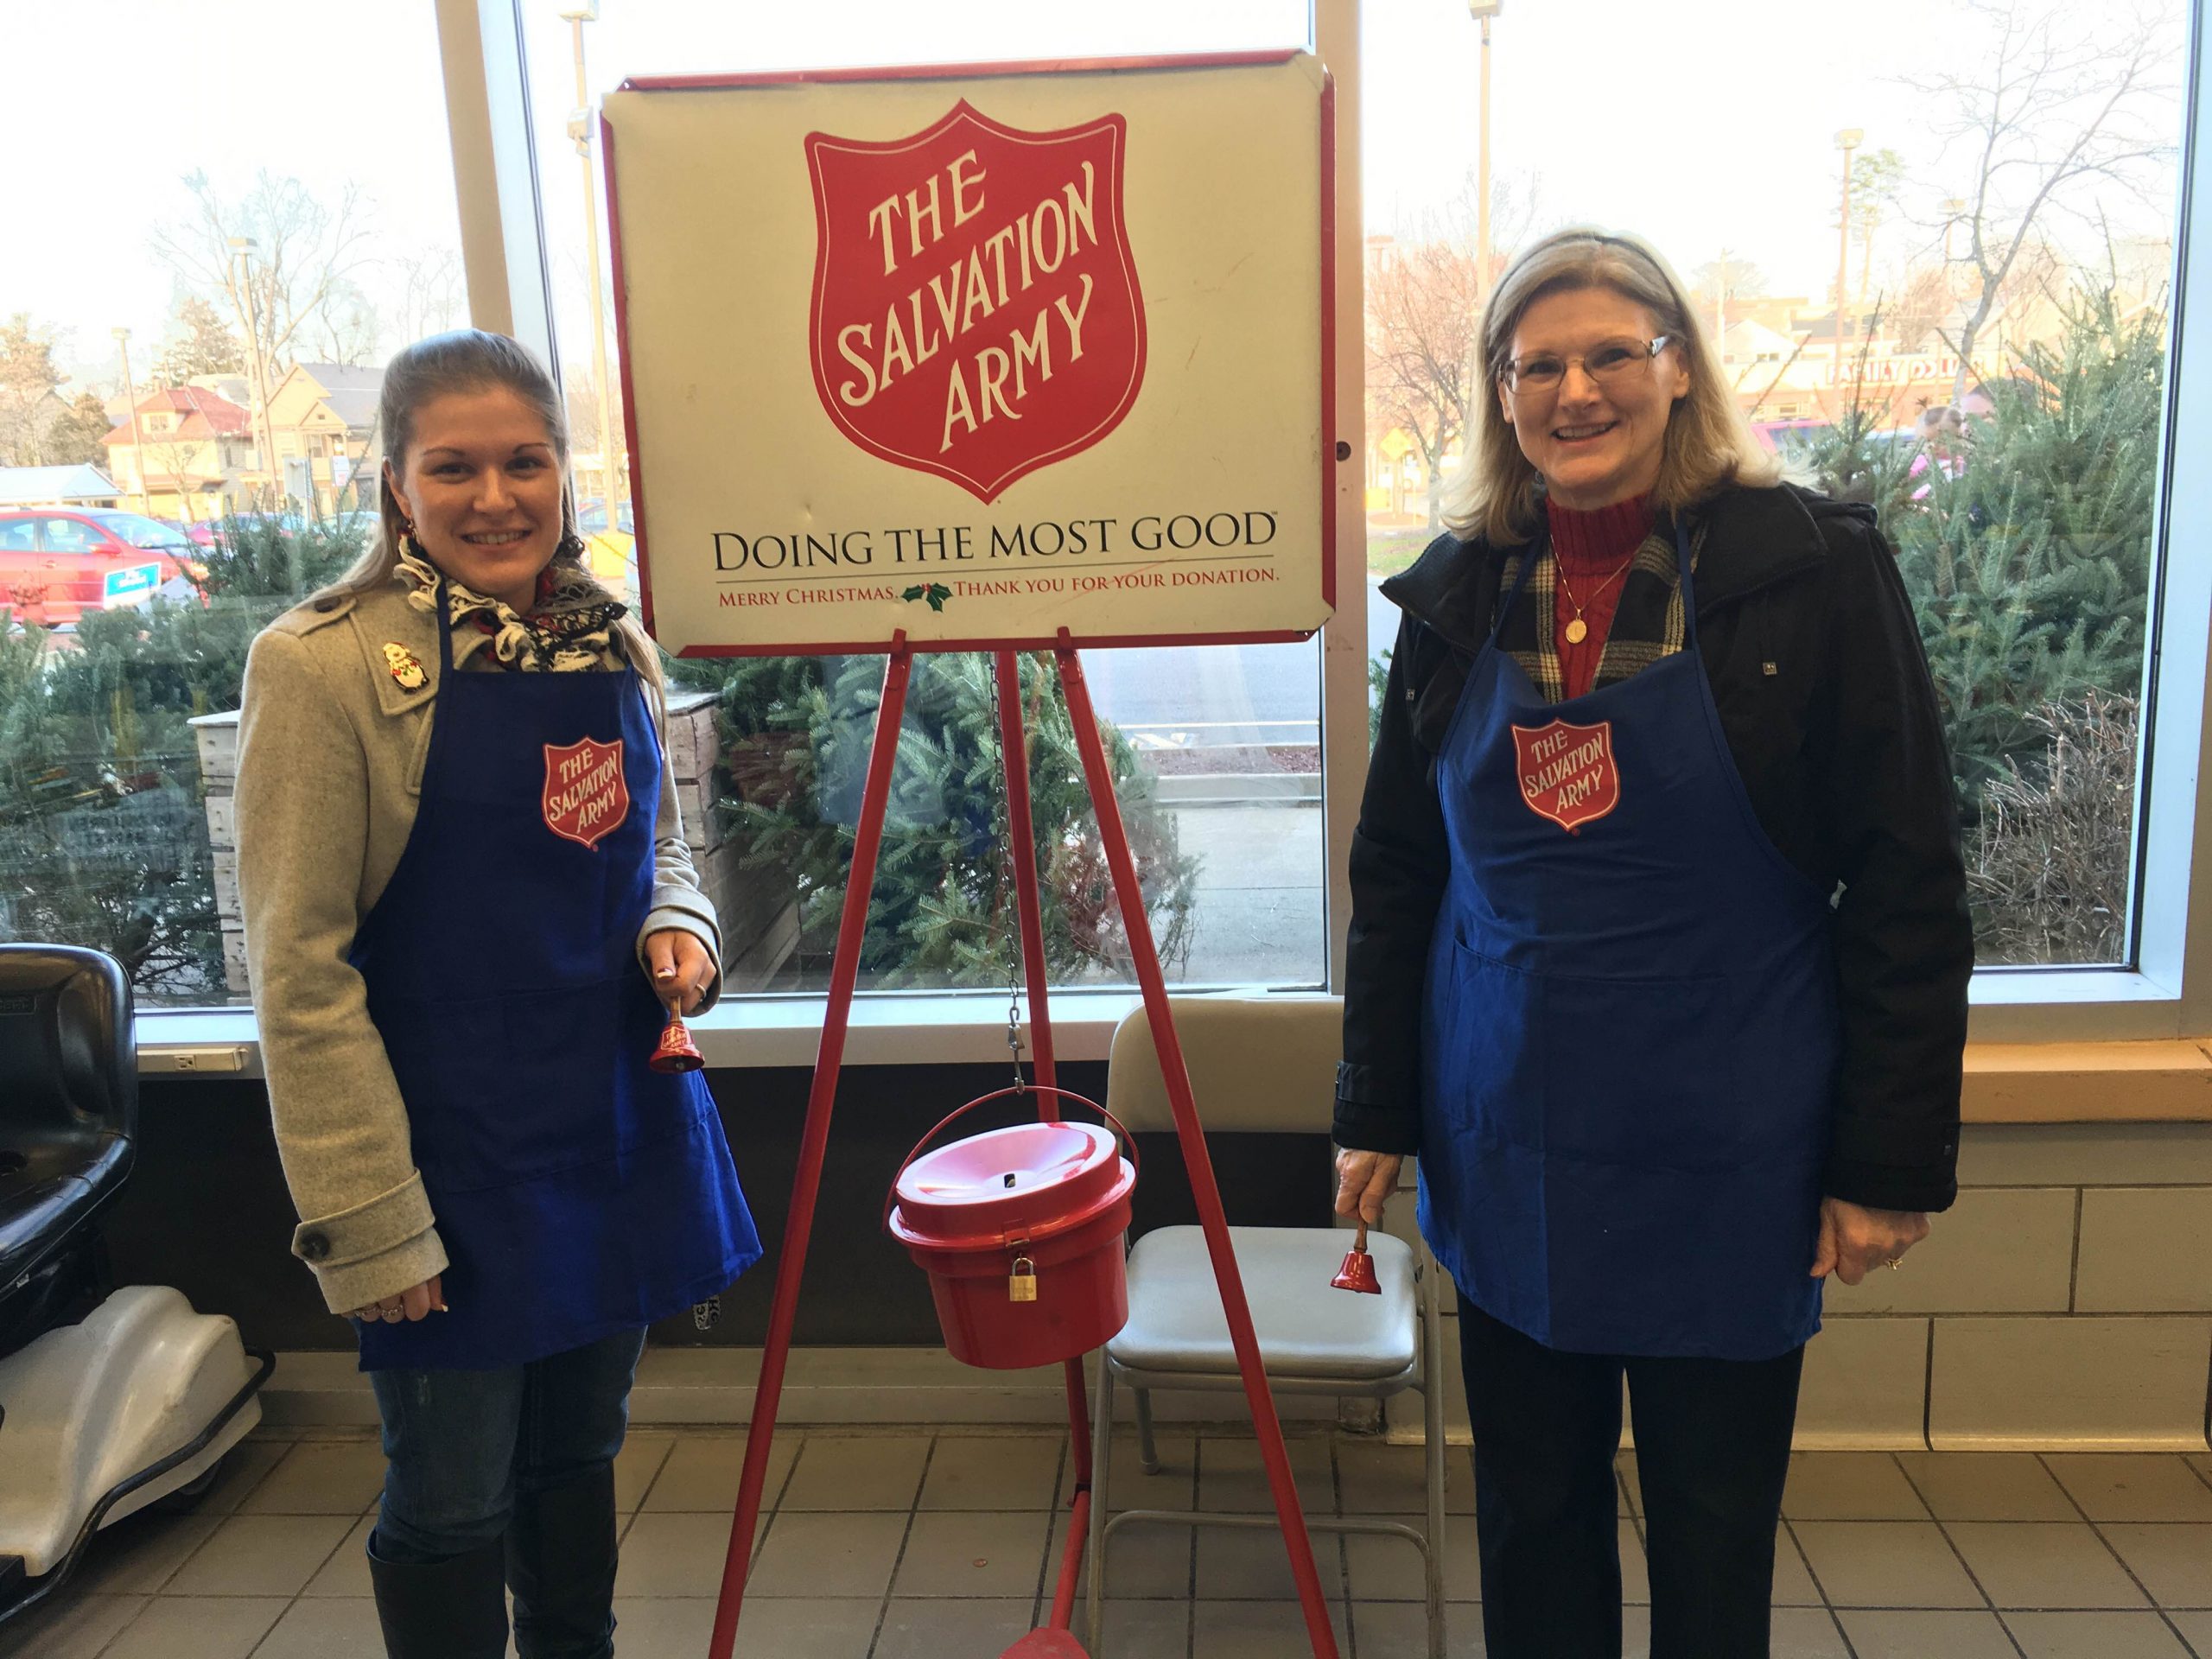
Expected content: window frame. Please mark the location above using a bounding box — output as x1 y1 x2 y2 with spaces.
128 0 2212 1071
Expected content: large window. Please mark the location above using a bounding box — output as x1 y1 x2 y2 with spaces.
0 2 466 1007
5 0 2210 1039
1363 0 2190 972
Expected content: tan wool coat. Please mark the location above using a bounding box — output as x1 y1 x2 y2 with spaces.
234 576 723 1315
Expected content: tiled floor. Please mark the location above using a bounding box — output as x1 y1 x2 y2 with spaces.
7 1430 2212 1656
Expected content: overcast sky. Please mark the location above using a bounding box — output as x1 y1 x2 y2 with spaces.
3 0 2188 391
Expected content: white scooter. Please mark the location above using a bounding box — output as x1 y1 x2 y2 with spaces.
0 944 271 1624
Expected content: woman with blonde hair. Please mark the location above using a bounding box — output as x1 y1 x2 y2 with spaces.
1333 230 1970 1656
235 328 760 1657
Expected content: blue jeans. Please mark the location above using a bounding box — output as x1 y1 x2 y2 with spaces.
368 1327 645 1565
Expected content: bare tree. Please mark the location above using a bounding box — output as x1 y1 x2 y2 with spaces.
562 365 626 461
1907 0 2178 407
151 296 244 387
150 170 375 380
1892 264 1958 353
1366 234 1484 530
1851 149 1907 307
392 246 467 347
0 314 67 468
1692 251 1767 344
1367 174 1545 528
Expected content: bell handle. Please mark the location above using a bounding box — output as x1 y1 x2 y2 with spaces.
881 1084 1141 1236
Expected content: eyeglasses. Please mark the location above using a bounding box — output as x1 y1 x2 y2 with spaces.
1500 335 1673 396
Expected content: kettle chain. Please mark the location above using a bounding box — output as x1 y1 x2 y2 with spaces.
986 659 1027 1090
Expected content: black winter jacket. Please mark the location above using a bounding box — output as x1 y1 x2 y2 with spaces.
1335 483 1971 1213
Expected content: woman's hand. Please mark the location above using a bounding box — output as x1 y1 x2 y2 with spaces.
645 928 715 1016
1334 1149 1406 1227
349 1274 446 1324
1810 1198 1930 1285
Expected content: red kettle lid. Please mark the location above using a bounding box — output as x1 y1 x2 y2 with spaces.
891 1121 1131 1248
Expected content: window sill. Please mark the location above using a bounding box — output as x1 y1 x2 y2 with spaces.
137 992 2212 1122
135 988 1182 1077
1961 1041 2212 1122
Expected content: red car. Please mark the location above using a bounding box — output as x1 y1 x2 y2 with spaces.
0 509 201 628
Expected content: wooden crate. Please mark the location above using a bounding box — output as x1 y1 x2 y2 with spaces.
663 690 721 785
220 925 251 998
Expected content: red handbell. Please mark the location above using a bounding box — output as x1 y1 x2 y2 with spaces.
1332 1222 1382 1295
650 1013 704 1074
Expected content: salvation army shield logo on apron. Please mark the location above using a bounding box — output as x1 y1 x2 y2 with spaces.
804 99 1147 504
1511 718 1620 834
542 737 630 851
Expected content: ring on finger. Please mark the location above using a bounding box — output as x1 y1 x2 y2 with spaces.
381 1304 404 1321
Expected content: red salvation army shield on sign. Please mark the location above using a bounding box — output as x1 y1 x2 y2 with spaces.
804 100 1146 504
543 737 630 851
1511 718 1620 834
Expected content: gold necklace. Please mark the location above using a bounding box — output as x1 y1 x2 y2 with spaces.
1554 550 1637 645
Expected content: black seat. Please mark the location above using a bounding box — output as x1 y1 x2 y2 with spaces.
0 945 136 1358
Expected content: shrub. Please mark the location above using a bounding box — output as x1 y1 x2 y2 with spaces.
668 649 1197 988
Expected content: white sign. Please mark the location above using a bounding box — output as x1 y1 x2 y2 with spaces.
602 52 1336 655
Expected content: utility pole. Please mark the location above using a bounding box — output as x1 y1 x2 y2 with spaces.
228 236 278 509
562 1 621 516
113 327 150 517
1834 129 1863 375
1469 2 1503 302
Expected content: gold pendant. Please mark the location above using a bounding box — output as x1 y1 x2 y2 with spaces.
1564 617 1589 645
382 643 427 690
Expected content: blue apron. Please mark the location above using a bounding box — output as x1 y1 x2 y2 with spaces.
1416 523 1840 1361
350 594 760 1370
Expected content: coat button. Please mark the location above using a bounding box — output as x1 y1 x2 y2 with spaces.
299 1231 331 1261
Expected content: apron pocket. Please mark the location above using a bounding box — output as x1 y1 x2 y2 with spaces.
1540 967 1744 1169
1433 941 1547 1149
389 982 627 1192
484 980 632 1181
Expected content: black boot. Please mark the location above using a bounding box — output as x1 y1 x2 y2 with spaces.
368 1535 510 1659
505 1465 620 1659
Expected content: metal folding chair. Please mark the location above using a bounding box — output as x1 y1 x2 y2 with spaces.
1087 997 1449 1659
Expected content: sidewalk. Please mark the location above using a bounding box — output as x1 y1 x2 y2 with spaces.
1169 801 1327 988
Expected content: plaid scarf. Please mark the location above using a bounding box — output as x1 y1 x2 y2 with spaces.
1496 512 1706 702
395 544 628 672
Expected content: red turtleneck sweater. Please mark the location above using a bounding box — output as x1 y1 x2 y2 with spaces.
1547 493 1654 699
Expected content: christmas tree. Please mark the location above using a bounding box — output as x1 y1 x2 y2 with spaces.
1809 282 2163 960
670 648 1198 989
0 516 360 995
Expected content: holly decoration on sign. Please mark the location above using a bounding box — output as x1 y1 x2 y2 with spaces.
901 583 953 612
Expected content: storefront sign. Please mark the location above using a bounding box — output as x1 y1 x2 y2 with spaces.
602 52 1333 655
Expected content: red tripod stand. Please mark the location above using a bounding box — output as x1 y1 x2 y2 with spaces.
706 637 1340 1659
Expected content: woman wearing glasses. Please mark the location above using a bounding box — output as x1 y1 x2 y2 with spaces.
1334 229 1970 1657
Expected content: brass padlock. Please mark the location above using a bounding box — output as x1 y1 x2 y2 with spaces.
1008 1255 1038 1303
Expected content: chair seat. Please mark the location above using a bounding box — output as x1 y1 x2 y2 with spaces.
1109 1225 1419 1383
0 1136 129 1294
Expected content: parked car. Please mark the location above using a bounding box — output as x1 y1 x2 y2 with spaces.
1749 418 1834 463
0 509 201 628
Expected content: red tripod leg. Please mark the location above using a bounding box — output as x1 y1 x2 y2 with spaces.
993 649 1096 1635
1052 640 1339 1659
708 642 915 1659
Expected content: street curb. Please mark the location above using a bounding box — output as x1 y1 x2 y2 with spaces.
1155 772 1322 804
